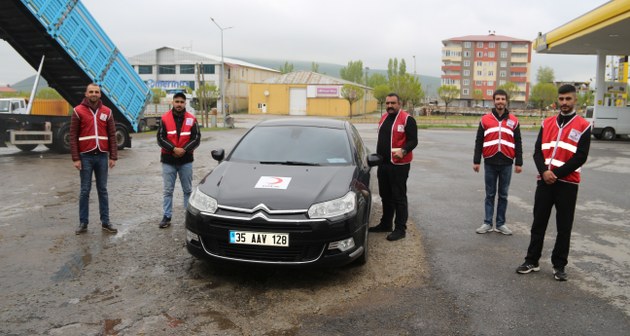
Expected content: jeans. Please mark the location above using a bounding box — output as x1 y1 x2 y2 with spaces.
162 162 193 218
79 152 109 225
377 163 410 231
483 163 512 227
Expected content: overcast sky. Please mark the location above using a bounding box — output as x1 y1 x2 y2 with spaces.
0 0 610 85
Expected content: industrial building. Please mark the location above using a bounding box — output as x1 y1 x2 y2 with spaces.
127 46 279 113
248 71 377 117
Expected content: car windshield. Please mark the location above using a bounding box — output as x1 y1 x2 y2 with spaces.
0 101 10 113
229 125 353 166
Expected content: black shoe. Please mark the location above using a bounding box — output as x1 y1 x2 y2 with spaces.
159 216 172 229
553 267 568 281
75 223 88 235
368 224 393 232
516 262 540 274
102 223 118 234
386 230 406 241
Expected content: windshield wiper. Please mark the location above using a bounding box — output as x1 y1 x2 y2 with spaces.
260 161 321 166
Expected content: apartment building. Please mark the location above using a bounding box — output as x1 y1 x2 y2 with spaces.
441 33 531 108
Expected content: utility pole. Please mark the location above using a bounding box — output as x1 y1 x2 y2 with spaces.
210 17 233 127
364 66 369 114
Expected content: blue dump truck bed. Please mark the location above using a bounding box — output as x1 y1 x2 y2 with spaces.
0 0 151 132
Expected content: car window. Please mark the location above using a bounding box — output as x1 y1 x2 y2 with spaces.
229 125 352 166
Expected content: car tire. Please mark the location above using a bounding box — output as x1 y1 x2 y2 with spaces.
115 125 129 150
601 127 616 141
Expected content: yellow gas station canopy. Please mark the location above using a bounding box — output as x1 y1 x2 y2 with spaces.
534 0 630 55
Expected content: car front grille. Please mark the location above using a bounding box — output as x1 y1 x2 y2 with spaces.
202 237 325 263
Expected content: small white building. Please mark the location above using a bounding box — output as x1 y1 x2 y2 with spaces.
128 46 279 113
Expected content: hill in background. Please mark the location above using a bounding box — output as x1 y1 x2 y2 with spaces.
239 57 441 98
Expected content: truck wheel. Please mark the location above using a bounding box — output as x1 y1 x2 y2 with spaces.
16 144 38 151
53 125 71 153
601 128 616 141
115 125 129 150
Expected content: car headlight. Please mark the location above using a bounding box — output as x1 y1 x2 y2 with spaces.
308 191 356 219
189 187 218 213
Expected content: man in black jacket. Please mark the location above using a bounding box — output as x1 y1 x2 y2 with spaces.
156 92 201 228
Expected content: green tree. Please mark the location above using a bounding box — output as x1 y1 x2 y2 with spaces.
496 82 519 105
389 74 424 109
387 58 399 79
196 83 218 127
577 89 594 110
341 84 364 118
150 88 165 104
279 61 294 74
536 66 555 83
373 84 391 112
437 85 459 117
473 89 484 107
399 59 407 76
35 87 62 99
368 73 388 88
339 60 364 83
311 62 320 73
530 82 557 115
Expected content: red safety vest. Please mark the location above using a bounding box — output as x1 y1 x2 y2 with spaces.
480 112 518 159
160 110 196 154
378 110 413 165
539 114 591 184
73 104 112 153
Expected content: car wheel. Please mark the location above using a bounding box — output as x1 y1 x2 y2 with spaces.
115 125 129 150
601 127 616 141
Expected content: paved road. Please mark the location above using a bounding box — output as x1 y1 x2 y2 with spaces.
1 118 628 335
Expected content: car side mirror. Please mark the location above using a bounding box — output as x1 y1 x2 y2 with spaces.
211 149 225 162
367 153 382 167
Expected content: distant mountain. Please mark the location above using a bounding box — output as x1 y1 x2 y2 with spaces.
11 75 49 93
238 57 440 98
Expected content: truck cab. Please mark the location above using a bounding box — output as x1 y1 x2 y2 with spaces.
0 98 27 114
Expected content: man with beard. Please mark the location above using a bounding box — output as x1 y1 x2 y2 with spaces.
71 83 118 235
157 92 201 228
517 84 591 281
369 93 418 241
473 89 523 235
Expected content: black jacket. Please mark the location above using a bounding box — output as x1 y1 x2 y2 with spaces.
157 110 201 165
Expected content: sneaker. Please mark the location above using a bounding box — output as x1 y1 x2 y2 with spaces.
101 223 118 234
368 223 392 232
476 223 493 234
159 216 172 229
386 230 406 241
495 225 513 235
516 262 540 274
553 267 568 281
75 223 88 235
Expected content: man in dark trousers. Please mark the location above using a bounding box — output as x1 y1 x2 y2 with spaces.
516 84 591 281
369 93 418 241
473 89 523 235
71 83 118 235
157 92 201 228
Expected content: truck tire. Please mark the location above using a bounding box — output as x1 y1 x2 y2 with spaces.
16 144 38 151
601 127 616 141
115 125 129 150
52 124 71 153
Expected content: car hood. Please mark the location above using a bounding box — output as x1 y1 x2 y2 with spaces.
198 162 356 210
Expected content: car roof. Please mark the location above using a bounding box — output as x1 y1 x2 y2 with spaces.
254 118 347 129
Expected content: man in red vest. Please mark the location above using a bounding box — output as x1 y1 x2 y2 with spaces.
71 83 118 235
157 92 200 228
369 93 418 241
517 84 591 281
473 89 523 235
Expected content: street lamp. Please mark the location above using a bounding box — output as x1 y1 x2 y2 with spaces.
210 17 233 127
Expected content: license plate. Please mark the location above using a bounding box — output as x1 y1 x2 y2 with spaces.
229 230 289 247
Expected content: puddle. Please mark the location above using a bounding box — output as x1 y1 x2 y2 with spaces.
51 250 93 282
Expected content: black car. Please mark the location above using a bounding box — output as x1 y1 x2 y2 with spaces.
185 118 380 267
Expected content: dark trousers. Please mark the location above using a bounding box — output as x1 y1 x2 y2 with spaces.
377 163 410 231
525 181 579 268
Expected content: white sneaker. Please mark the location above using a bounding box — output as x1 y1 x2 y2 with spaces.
476 224 493 234
495 225 513 235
